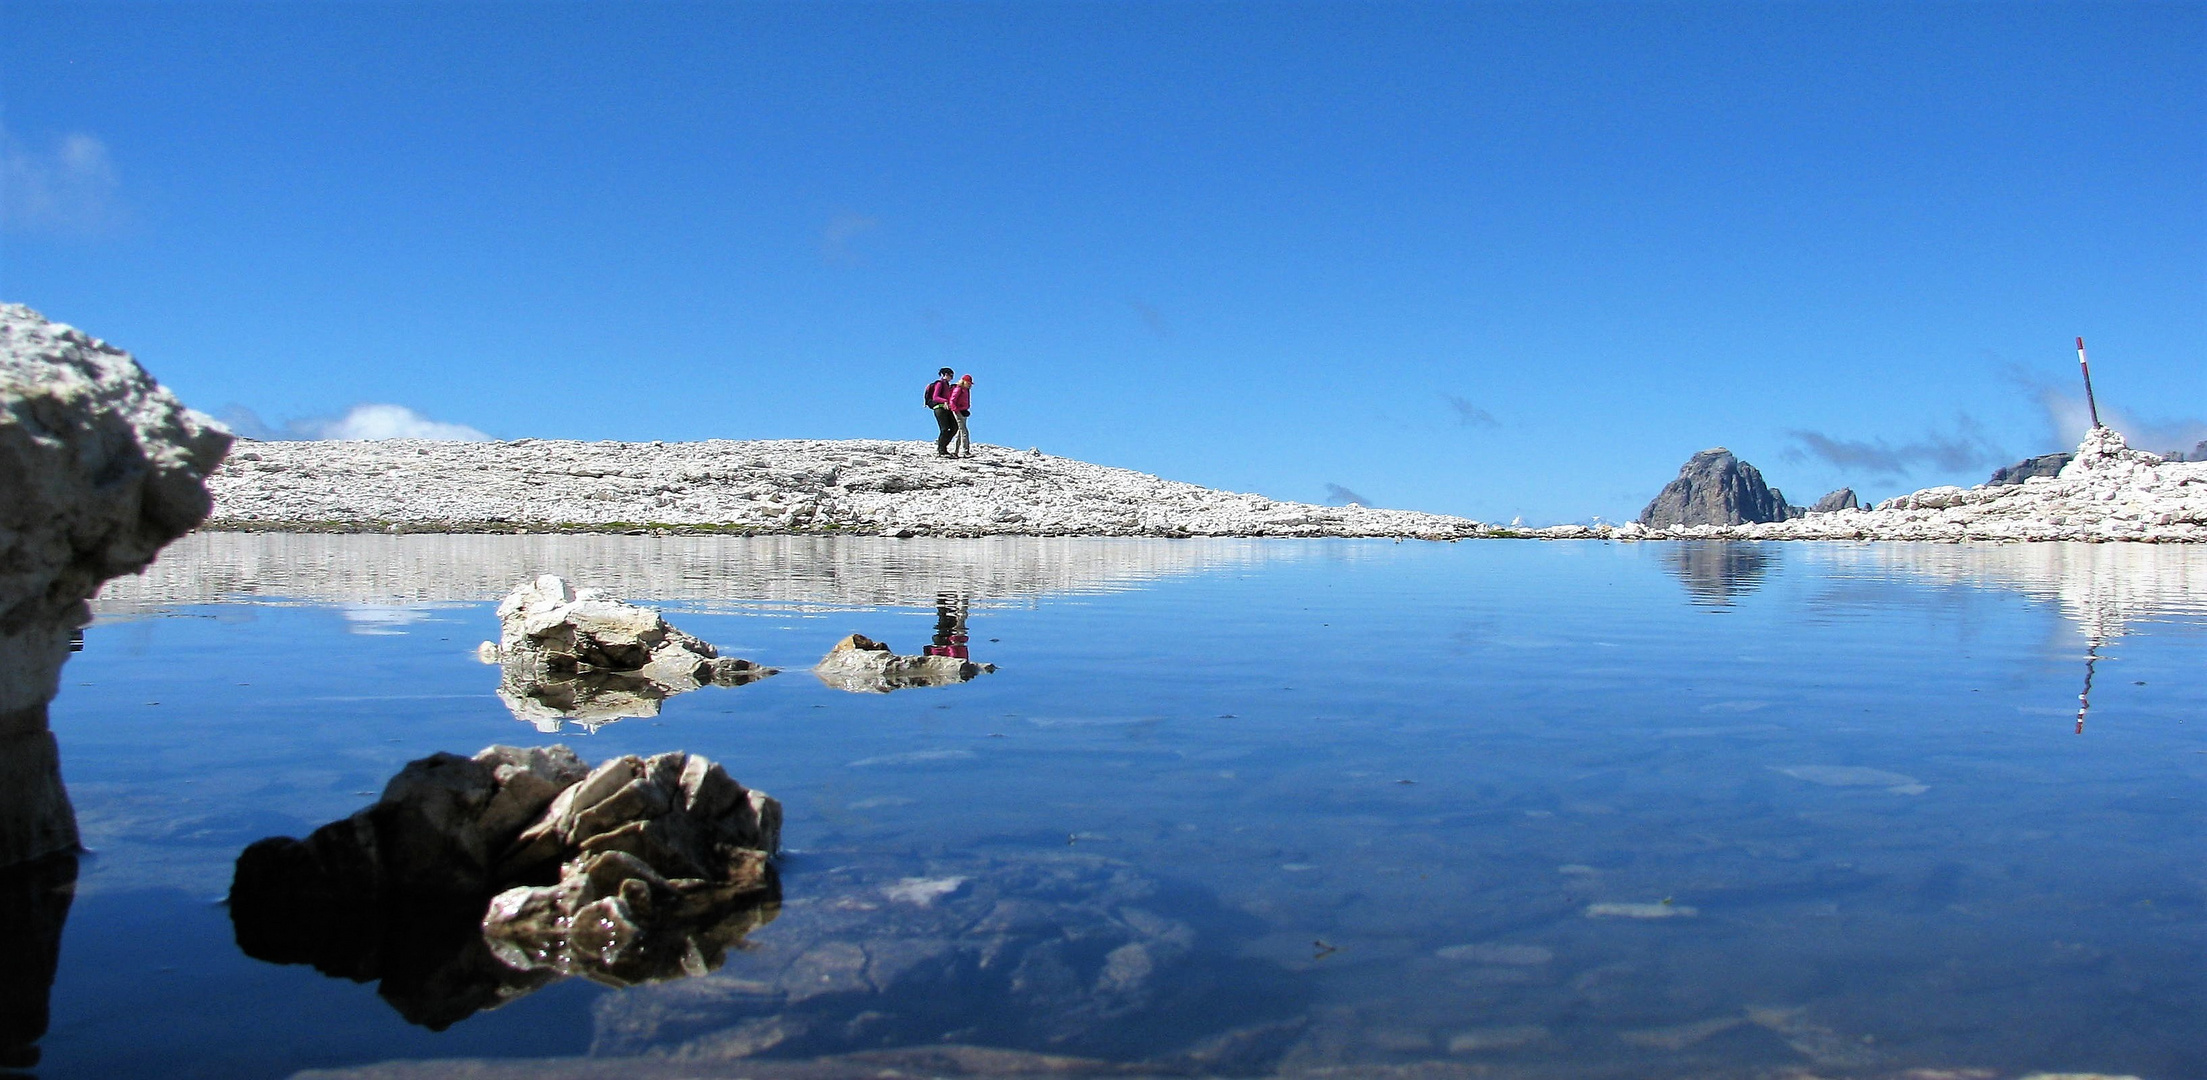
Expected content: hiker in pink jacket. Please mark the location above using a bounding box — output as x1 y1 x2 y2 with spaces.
947 375 974 457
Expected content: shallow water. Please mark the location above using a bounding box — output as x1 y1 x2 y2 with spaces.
28 536 2207 1078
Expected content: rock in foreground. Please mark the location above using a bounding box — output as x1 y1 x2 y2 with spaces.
481 576 775 731
230 746 780 1028
2 303 232 869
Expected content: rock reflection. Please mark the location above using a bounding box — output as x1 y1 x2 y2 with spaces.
481 576 776 734
230 746 782 1029
1662 542 1773 606
0 853 75 1070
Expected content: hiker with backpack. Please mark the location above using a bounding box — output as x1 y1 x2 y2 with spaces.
925 367 958 456
948 374 974 457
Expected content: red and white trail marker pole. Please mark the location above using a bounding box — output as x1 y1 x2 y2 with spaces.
2076 336 2103 430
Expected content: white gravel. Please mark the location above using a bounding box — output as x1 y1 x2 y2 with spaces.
201 427 2206 543
205 438 1488 538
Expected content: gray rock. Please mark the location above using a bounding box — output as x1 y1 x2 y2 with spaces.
232 746 782 1027
1 303 230 868
1809 488 1860 513
1638 449 1795 527
1988 452 2074 485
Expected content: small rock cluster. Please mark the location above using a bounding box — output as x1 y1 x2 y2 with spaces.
229 745 781 1027
812 633 993 694
480 575 775 731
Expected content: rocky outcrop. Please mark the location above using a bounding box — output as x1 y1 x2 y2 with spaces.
480 576 775 732
1989 451 2075 486
2 303 232 868
230 746 781 1028
1809 488 1859 513
813 633 992 693
1638 449 1798 528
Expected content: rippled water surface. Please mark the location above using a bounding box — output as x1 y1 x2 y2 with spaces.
31 536 2207 1078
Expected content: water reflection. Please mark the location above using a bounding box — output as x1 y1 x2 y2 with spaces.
1810 542 2207 734
0 854 75 1070
928 592 971 659
94 533 1296 614
1662 541 1773 606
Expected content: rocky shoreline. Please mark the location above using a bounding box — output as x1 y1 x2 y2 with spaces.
203 428 2207 543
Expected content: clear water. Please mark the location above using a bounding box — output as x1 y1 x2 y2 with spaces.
28 536 2207 1079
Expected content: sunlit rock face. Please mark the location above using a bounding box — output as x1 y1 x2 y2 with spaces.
230 746 781 1028
1 304 231 867
480 576 776 732
1638 449 1799 528
813 632 992 693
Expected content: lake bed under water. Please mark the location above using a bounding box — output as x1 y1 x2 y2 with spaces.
25 535 2207 1079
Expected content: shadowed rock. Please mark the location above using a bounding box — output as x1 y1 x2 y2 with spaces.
480 576 776 732
3 303 231 869
814 633 992 694
0 854 75 1069
1988 451 2074 486
1638 449 1799 528
1808 488 1859 513
231 746 781 1028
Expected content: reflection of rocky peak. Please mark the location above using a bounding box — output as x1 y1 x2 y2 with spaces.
231 746 782 1028
1663 542 1774 606
1639 449 1799 527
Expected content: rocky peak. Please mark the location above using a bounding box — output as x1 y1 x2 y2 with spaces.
1638 448 1797 527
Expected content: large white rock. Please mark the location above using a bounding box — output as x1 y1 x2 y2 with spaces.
1 303 230 867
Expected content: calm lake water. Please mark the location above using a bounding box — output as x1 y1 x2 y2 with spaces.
31 535 2207 1079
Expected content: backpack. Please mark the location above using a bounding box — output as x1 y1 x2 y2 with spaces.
924 379 947 408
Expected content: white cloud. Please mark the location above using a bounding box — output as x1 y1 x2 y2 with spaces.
2 127 121 234
314 404 490 441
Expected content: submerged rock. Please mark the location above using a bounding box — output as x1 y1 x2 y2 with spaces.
481 576 775 731
1638 449 1798 527
814 632 993 693
230 746 781 1028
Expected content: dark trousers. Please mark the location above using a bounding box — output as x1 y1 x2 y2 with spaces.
933 407 958 454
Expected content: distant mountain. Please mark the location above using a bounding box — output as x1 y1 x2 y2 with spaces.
1639 448 1801 527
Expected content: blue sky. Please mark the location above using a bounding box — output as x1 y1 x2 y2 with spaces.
4 1 2201 524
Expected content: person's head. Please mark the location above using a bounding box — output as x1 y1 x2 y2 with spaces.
938 367 954 378
959 374 973 385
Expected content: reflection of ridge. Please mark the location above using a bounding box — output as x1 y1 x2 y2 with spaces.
1807 543 2207 736
1804 542 2207 644
94 534 1297 614
1662 542 1773 607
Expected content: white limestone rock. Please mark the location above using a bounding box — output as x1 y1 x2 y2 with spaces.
1 303 231 867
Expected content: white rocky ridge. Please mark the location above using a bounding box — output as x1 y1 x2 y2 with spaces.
205 437 1488 538
1599 427 2206 544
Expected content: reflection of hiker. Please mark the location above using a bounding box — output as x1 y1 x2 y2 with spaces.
948 374 974 457
925 367 958 456
925 593 970 659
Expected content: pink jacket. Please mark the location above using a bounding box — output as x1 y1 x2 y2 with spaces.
947 382 972 413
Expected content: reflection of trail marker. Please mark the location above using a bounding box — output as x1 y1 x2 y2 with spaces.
2076 336 2102 430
